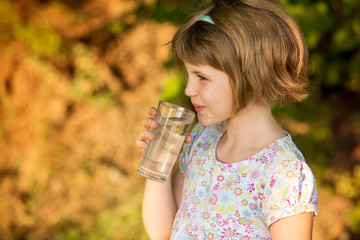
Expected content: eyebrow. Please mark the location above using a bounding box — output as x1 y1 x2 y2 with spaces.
190 70 211 79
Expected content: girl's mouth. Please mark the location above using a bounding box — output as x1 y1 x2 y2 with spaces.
193 104 205 112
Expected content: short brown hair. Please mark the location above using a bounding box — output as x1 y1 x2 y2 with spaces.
172 0 309 112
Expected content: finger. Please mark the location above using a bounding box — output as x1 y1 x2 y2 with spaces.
148 107 157 117
184 134 192 144
139 130 156 141
136 139 148 149
142 117 158 130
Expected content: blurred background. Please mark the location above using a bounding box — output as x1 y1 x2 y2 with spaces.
0 0 359 239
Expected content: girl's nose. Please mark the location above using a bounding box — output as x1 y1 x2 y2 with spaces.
184 79 197 97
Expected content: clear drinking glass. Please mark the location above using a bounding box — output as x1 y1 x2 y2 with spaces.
137 101 196 183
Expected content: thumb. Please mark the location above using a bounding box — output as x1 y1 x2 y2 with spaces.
184 134 192 144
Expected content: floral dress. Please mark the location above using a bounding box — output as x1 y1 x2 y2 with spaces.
170 122 318 240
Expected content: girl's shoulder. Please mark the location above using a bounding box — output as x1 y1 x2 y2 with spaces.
262 133 313 178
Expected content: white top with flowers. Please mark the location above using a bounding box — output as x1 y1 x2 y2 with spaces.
170 122 318 240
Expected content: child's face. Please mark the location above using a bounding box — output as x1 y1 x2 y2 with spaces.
184 62 234 126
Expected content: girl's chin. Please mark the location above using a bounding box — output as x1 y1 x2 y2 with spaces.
198 114 227 126
197 117 208 126
198 117 215 127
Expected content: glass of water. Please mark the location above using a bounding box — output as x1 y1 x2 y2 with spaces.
137 101 196 183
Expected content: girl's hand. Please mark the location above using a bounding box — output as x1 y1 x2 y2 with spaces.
136 107 193 149
136 107 158 149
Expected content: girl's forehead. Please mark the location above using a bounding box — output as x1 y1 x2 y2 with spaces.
184 62 214 72
184 62 229 78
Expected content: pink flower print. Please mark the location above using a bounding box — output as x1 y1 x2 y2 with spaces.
191 205 197 213
217 175 225 182
255 181 265 192
250 203 257 211
273 145 281 151
242 209 252 217
270 204 280 211
202 211 210 220
208 194 218 205
192 149 198 156
206 233 215 239
238 217 251 226
286 169 295 178
192 196 200 205
229 166 239 173
202 142 211 151
213 183 220 191
235 175 242 184
270 178 276 187
199 168 206 176
252 170 259 178
225 180 233 189
259 192 264 200
247 183 255 193
234 187 243 196
245 226 255 235
221 227 239 238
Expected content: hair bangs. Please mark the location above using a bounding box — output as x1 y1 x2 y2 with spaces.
172 22 224 70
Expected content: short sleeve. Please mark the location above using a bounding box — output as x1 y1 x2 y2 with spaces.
178 122 203 176
260 158 318 227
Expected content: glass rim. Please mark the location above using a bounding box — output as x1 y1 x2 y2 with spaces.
159 100 196 117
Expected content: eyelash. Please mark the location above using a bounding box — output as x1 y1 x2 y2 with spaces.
198 75 208 81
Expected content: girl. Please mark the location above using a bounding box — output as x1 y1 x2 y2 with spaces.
136 0 318 239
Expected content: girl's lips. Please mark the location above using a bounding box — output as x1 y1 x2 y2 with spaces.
193 104 205 112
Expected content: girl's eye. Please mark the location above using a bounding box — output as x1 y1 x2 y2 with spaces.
198 75 208 81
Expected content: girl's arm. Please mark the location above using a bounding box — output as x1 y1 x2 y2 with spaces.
142 172 184 240
137 107 186 239
270 212 314 240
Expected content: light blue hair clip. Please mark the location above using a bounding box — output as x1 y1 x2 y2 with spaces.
198 15 214 24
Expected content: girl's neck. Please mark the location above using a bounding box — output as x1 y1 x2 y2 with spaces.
216 103 285 163
226 103 284 140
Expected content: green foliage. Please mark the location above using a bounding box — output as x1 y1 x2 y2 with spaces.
161 74 186 102
68 44 113 107
13 23 62 57
335 165 360 233
0 0 64 58
0 1 22 42
284 1 334 49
